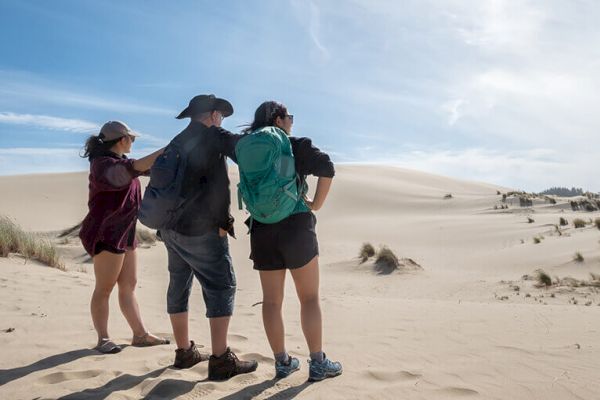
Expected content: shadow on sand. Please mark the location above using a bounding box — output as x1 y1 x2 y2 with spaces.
0 348 97 385
57 367 168 400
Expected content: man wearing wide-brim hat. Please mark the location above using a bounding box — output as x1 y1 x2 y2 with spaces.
159 94 257 379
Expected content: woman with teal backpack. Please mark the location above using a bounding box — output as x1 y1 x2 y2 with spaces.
237 101 342 381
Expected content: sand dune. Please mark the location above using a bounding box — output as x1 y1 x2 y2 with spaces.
1 165 600 399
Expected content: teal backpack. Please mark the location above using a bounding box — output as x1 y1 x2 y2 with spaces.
235 126 302 224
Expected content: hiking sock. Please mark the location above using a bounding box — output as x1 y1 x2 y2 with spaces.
310 351 325 363
274 351 289 364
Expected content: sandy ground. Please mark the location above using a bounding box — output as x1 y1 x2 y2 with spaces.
1 165 599 400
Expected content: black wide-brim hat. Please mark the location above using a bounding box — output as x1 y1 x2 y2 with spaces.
176 94 234 119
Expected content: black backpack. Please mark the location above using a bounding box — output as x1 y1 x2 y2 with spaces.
139 134 202 230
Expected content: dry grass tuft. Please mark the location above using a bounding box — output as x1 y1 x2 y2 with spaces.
559 217 568 226
443 193 453 200
359 242 376 264
135 227 157 247
58 222 83 238
574 252 584 263
0 216 64 270
527 217 535 223
374 246 400 274
534 270 552 288
595 218 600 230
573 218 586 229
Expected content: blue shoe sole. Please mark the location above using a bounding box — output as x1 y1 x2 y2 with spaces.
308 368 343 382
275 366 300 379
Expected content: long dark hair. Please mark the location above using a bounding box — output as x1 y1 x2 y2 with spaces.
242 101 288 134
81 134 121 160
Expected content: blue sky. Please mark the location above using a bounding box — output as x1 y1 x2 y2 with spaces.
1 0 599 191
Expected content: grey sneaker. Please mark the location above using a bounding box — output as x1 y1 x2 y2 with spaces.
308 354 342 382
275 356 300 378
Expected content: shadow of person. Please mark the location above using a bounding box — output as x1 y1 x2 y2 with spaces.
142 378 198 400
213 378 279 400
263 381 313 400
0 348 97 385
57 366 168 400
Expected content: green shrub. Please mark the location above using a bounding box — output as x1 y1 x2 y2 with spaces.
527 217 535 223
359 242 376 263
533 237 541 244
0 216 64 270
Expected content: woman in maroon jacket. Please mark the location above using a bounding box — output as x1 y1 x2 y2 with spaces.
80 121 168 354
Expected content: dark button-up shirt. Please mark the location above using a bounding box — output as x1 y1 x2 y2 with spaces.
79 152 144 256
170 121 241 236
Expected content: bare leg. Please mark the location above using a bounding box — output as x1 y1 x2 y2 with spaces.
170 312 191 349
91 251 125 343
209 316 231 356
117 249 147 337
259 269 287 355
290 256 322 353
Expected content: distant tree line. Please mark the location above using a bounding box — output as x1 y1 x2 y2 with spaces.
539 187 585 197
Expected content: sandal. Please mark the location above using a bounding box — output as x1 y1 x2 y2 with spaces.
132 332 170 347
95 338 121 354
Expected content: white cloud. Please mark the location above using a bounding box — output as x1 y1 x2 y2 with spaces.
0 70 175 116
0 146 161 176
308 1 330 60
358 147 598 192
0 147 88 175
0 112 99 133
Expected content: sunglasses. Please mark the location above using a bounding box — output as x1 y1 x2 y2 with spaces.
286 114 294 122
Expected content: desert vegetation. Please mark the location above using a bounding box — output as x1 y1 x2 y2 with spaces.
359 242 376 263
374 246 400 274
0 216 64 270
559 217 568 226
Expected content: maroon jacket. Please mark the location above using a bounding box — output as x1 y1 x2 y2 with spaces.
79 152 145 256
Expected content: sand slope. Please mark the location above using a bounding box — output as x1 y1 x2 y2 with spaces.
1 165 599 399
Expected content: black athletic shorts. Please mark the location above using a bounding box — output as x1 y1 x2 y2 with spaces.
94 226 136 255
249 211 319 271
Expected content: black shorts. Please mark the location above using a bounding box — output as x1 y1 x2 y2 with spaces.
249 212 319 271
94 227 136 255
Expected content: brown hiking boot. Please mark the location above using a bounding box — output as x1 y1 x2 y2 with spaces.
208 347 258 381
173 340 209 369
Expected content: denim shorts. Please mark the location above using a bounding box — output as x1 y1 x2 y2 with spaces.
160 229 236 318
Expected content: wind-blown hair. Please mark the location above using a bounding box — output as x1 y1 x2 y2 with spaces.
242 101 288 134
81 134 121 160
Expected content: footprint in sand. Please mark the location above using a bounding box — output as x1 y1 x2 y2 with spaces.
178 383 216 399
241 352 273 363
437 386 479 397
366 369 422 382
37 369 108 384
227 333 249 341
